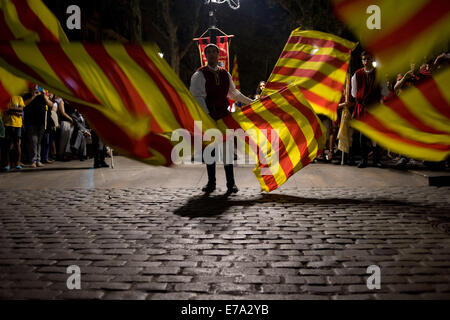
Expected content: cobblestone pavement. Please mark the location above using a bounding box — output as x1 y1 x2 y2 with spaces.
0 185 449 300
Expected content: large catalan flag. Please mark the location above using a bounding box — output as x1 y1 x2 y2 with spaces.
0 0 69 109
333 0 450 79
351 67 450 162
0 41 218 165
262 28 357 121
218 85 327 192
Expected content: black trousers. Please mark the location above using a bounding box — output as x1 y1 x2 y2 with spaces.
350 130 380 163
91 131 106 164
205 147 235 188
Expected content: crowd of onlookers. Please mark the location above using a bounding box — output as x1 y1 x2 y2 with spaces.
314 51 449 170
0 84 110 172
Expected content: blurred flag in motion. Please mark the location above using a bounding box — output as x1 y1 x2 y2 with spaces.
333 0 450 79
351 67 450 162
0 41 218 165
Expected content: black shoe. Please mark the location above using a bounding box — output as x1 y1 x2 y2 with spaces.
357 160 367 168
226 185 239 194
100 161 110 168
202 183 216 193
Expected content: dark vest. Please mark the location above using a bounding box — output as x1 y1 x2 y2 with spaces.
352 68 381 118
200 66 230 120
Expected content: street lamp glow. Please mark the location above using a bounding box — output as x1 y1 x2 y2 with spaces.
158 52 164 58
373 61 378 68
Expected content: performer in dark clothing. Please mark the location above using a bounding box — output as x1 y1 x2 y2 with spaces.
190 43 253 194
349 51 383 168
91 130 109 169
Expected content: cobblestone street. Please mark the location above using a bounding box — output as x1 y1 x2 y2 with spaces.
0 158 449 300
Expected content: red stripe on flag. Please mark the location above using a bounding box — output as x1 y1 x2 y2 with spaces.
265 81 288 91
11 0 59 42
384 94 449 135
0 43 45 83
280 51 348 70
367 0 450 56
288 36 352 54
241 102 296 180
299 88 339 112
260 96 311 168
83 44 152 118
273 66 345 92
0 13 16 40
361 113 450 151
415 76 450 121
280 88 325 143
124 45 197 133
36 43 101 106
222 114 279 191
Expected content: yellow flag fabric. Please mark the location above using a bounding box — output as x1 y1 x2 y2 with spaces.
333 0 450 79
350 67 450 161
218 85 326 192
262 28 356 121
337 107 352 153
0 41 218 165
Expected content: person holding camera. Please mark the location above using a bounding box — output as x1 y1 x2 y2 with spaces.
22 84 54 168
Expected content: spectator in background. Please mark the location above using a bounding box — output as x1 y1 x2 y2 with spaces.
2 96 27 171
254 81 266 100
23 85 53 168
91 130 109 169
41 92 58 164
69 108 90 160
56 96 74 161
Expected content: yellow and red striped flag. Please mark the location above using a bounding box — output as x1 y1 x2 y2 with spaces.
333 0 450 79
351 67 450 161
231 55 240 91
218 85 327 192
0 0 69 108
0 41 218 165
262 28 357 121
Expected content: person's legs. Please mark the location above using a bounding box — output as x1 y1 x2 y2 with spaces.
348 130 359 166
4 127 12 169
203 148 216 192
16 127 23 167
36 126 44 165
27 125 39 166
41 131 50 163
223 139 238 193
358 132 369 168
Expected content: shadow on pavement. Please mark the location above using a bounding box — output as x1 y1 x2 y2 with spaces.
174 193 255 218
174 192 448 219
